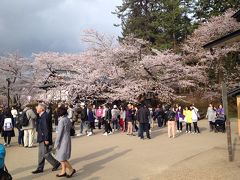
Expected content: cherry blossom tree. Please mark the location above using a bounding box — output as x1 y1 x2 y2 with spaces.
182 9 240 98
0 53 33 106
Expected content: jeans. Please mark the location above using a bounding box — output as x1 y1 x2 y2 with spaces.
18 129 24 145
176 121 183 131
80 121 88 134
139 123 150 139
87 122 94 133
112 120 119 131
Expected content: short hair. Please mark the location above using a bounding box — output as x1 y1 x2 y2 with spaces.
38 103 47 111
57 105 68 117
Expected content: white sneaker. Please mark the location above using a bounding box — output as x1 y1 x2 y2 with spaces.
3 143 7 146
180 130 182 132
76 133 83 137
185 131 188 133
188 131 191 134
103 132 108 136
109 132 113 135
177 130 179 132
87 132 93 136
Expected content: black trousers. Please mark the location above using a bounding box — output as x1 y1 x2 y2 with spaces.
104 120 112 133
209 122 215 131
98 117 103 129
186 123 191 132
139 123 150 139
4 136 11 144
193 122 200 133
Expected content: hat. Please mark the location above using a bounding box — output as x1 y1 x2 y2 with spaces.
113 105 117 109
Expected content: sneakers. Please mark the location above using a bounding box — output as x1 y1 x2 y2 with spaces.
188 131 191 134
87 132 93 136
177 130 179 132
3 143 7 146
185 131 188 133
76 133 83 137
108 132 113 135
103 132 108 136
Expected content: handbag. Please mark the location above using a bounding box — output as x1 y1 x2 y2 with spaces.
0 165 12 180
179 117 185 122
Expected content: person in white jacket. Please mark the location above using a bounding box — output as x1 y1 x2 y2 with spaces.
191 104 200 134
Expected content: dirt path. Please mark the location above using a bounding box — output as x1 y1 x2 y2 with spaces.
2 119 240 180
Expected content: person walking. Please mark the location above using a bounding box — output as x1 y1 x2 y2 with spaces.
32 103 60 174
137 104 151 140
206 103 217 132
22 104 37 148
1 110 15 147
54 105 76 178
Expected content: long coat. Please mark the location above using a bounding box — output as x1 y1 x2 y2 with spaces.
206 107 216 122
137 107 150 124
54 116 72 162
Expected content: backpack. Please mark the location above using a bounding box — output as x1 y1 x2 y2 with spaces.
166 111 175 121
19 111 29 127
3 118 13 131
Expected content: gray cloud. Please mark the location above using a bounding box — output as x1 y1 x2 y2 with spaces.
0 0 122 56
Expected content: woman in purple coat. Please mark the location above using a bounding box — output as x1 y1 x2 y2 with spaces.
175 106 184 132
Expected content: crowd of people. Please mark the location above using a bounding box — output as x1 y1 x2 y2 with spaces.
0 101 226 178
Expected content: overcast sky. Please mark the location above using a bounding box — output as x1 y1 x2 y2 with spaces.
0 0 122 56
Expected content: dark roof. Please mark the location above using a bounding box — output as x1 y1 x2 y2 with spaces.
232 10 240 22
203 10 240 49
203 29 240 49
228 86 240 97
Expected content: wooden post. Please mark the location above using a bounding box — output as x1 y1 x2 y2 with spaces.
222 82 233 161
237 95 240 139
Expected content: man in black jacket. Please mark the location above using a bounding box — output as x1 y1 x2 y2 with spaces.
137 104 151 139
32 103 60 174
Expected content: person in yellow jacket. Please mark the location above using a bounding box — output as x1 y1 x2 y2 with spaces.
183 107 192 133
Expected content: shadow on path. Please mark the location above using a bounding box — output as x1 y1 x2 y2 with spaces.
76 149 132 179
15 146 121 180
71 146 119 165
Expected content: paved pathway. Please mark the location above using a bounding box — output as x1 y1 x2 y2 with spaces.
2 119 240 180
